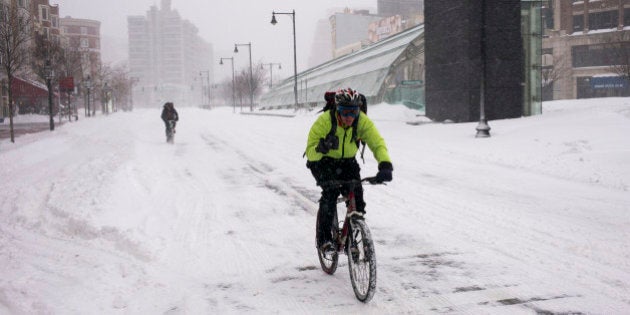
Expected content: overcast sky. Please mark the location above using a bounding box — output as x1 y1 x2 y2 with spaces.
52 0 377 82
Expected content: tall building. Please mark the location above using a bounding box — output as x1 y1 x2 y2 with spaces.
377 0 423 18
127 0 212 107
60 17 101 81
308 18 333 68
30 0 60 41
542 0 630 100
330 9 382 58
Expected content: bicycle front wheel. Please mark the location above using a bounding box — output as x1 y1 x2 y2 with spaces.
347 218 376 302
317 210 338 275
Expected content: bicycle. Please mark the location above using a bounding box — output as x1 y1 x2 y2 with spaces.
166 120 176 144
316 177 383 302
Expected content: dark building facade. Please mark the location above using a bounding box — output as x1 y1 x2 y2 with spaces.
425 1 524 122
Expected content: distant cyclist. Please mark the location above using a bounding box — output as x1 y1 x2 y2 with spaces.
305 88 393 253
161 102 179 143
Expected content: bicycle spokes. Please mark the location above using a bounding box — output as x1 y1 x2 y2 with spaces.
347 219 376 302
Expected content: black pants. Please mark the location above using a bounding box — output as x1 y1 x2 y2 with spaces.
164 121 176 137
313 158 365 247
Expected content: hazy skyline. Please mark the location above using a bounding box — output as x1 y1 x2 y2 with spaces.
52 0 377 83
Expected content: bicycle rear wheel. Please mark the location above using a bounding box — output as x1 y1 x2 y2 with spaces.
317 210 339 275
347 218 376 302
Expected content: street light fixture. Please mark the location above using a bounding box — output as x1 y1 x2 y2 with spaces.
84 76 93 117
44 59 55 131
220 57 236 113
261 62 281 89
234 42 254 111
271 9 298 110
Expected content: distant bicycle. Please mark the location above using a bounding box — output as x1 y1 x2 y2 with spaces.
317 177 383 302
166 120 176 144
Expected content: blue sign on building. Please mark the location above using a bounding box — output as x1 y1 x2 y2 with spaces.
590 76 629 89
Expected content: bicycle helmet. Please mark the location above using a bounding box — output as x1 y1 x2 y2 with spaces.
335 88 359 107
335 88 361 118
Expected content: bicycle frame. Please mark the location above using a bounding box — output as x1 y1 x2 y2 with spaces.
336 190 357 253
319 179 367 253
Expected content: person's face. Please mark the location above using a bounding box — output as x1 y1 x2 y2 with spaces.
337 105 359 127
339 114 355 127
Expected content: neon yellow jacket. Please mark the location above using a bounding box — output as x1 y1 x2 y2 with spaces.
306 111 391 163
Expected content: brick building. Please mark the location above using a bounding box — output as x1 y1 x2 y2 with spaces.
543 0 630 100
59 17 101 80
1 0 63 117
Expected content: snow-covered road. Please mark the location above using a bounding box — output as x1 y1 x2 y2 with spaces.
1 98 629 314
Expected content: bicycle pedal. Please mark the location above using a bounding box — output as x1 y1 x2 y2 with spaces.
320 242 336 255
347 211 365 219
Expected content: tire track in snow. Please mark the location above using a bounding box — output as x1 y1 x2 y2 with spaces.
368 153 630 313
194 132 318 312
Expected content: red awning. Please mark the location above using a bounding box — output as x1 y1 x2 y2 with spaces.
11 76 52 98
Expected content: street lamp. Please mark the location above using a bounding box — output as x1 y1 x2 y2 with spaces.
476 0 491 138
220 57 236 113
271 9 298 110
234 42 254 111
44 59 55 131
84 76 93 117
199 70 210 108
261 62 281 89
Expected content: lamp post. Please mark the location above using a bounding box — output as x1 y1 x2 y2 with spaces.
220 57 236 113
44 59 55 131
261 62 281 89
271 10 298 110
234 42 254 111
475 0 491 138
199 70 210 108
84 76 92 117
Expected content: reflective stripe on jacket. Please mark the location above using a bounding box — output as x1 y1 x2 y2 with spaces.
306 111 391 164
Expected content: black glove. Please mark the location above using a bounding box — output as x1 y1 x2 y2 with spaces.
315 134 339 154
375 161 393 183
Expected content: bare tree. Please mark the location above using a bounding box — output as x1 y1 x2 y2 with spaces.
234 69 249 110
59 47 83 81
605 32 630 81
232 63 268 109
58 47 84 119
31 32 64 86
90 62 112 115
250 62 267 100
0 1 34 142
107 63 131 111
541 53 570 87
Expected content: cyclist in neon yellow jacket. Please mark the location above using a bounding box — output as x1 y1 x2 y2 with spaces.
305 88 393 253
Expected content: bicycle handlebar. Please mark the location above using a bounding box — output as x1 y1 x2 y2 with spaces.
318 176 386 188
